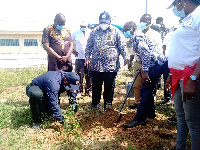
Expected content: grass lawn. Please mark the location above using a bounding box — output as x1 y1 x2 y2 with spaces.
0 67 189 150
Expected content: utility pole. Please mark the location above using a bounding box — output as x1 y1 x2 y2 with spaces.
145 0 148 14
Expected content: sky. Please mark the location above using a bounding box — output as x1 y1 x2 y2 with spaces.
0 0 179 33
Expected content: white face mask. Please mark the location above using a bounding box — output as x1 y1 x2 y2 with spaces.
99 23 110 30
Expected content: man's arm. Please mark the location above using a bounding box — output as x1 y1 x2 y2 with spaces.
62 41 73 62
183 58 200 102
116 31 129 65
133 34 151 83
42 28 62 61
43 43 62 61
46 85 64 122
84 31 94 66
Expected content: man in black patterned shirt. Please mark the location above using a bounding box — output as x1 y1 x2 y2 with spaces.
85 11 129 110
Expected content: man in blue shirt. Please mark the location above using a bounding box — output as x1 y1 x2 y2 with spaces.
26 71 80 129
122 14 168 128
85 11 129 110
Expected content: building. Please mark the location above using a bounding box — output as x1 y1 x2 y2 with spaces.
0 20 45 54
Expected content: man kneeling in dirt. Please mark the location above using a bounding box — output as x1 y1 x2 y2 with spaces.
26 71 80 130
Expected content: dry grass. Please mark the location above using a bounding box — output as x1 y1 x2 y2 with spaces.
0 69 180 150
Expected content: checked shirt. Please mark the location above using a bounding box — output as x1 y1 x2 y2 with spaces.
131 29 167 71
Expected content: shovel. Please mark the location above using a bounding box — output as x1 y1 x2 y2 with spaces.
116 70 141 123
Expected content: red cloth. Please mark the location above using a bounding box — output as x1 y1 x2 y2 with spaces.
169 64 197 97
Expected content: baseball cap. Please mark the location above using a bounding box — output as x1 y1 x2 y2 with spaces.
166 0 175 9
65 72 80 91
99 11 111 24
80 21 88 27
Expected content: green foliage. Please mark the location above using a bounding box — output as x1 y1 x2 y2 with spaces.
0 67 46 93
155 102 176 117
63 110 81 136
0 100 32 129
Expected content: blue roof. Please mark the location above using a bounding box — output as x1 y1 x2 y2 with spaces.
111 24 123 30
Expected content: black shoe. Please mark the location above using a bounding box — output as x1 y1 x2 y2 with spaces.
147 114 156 119
129 103 138 109
122 120 146 128
88 103 103 111
105 103 113 110
168 117 177 124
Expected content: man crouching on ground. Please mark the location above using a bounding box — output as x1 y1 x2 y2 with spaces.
26 71 80 130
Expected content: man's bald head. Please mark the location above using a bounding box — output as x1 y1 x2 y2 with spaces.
54 13 66 26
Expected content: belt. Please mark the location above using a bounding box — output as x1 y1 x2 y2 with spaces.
29 83 35 86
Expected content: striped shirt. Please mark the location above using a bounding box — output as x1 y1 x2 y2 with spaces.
85 25 129 72
132 29 167 71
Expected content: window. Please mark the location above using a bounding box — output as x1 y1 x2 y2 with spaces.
41 41 43 47
24 39 38 46
0 39 19 46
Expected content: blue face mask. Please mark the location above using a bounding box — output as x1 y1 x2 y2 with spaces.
65 85 71 91
56 25 65 31
80 28 86 32
154 24 160 28
173 6 186 18
124 31 133 39
139 22 147 30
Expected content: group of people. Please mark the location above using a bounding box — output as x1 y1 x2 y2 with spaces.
26 0 200 149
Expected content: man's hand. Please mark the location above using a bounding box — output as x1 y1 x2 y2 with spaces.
57 55 62 62
183 79 197 103
84 60 91 66
61 56 69 62
142 71 151 84
165 74 172 92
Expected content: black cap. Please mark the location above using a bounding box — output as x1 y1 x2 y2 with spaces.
65 72 80 90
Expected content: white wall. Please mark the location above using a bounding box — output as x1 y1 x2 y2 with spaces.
0 32 44 54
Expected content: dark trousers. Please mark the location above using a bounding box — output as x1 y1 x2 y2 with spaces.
134 61 168 122
26 83 47 123
75 59 92 93
163 68 171 101
91 71 117 107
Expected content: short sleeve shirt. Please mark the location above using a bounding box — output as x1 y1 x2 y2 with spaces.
42 25 73 71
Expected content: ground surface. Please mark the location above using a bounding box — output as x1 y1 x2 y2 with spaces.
0 70 179 150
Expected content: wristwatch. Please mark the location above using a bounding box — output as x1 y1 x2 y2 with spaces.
190 75 197 81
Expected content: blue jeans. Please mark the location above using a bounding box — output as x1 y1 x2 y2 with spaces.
134 61 168 122
174 80 200 150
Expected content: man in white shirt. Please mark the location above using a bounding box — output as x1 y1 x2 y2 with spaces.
72 21 92 96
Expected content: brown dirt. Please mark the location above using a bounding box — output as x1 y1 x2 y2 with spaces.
0 75 178 149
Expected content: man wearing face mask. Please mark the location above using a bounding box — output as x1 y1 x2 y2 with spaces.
42 13 73 72
165 0 200 149
72 21 92 96
85 11 129 110
26 71 80 130
123 21 143 109
122 14 168 128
